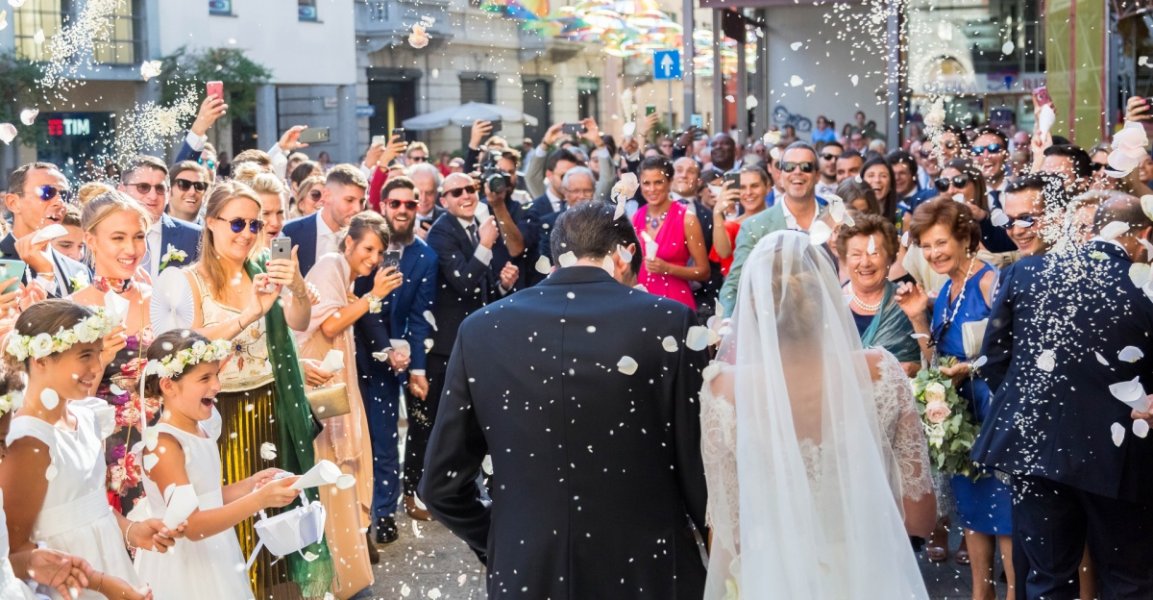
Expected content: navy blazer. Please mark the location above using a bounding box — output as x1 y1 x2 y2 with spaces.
425 213 503 358
158 214 201 274
352 237 439 375
973 242 1153 501
282 212 320 277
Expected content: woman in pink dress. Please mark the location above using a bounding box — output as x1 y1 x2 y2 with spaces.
631 156 710 308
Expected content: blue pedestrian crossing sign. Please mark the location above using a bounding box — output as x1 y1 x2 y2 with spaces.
653 50 682 80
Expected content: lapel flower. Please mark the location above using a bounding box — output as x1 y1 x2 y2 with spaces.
69 272 89 292
158 244 188 272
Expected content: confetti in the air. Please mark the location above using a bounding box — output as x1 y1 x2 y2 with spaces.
789 75 804 87
1135 419 1151 439
1036 349 1056 373
1112 422 1126 447
616 356 638 376
40 388 59 410
260 442 277 461
18 108 35 126
0 124 16 145
140 60 163 81
1120 346 1144 363
661 336 678 353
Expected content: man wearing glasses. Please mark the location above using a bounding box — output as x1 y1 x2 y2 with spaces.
282 164 368 277
972 127 1021 254
719 142 824 316
166 161 210 224
814 141 843 198
1000 173 1069 259
353 176 439 543
119 155 203 278
1 162 89 297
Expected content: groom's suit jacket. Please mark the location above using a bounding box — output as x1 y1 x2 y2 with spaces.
973 241 1153 502
419 266 708 599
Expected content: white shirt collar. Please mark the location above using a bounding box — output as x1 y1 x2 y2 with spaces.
316 209 336 237
456 216 476 231
780 196 821 232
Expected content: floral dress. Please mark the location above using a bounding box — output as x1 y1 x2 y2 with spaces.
99 329 156 515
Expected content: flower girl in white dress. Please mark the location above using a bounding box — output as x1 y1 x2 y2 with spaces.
0 300 176 599
134 330 300 600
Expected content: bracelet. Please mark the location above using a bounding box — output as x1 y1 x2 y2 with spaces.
93 572 104 593
124 521 138 550
236 317 247 333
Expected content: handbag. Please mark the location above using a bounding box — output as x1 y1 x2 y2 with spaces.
245 490 327 569
306 383 351 419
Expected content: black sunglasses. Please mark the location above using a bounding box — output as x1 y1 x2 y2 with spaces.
408 156 428 163
129 182 168 196
779 161 816 174
388 199 420 210
32 184 74 203
307 189 322 200
173 179 208 192
999 214 1036 230
820 153 842 161
1090 163 1105 172
971 143 1003 155
934 175 970 192
217 216 265 234
443 185 477 198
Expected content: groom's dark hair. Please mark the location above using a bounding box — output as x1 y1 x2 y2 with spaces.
552 202 641 275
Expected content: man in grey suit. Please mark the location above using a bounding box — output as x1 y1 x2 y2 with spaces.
1 162 89 297
719 141 825 315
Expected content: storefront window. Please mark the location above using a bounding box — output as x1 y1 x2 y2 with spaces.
13 0 63 62
14 0 138 65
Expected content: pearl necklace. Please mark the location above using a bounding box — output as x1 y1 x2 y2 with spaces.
850 292 883 312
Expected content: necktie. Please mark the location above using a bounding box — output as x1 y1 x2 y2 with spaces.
989 190 1002 210
466 223 479 247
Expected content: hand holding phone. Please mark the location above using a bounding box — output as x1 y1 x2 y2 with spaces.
561 122 585 135
645 105 658 117
270 238 292 262
298 128 330 144
383 250 402 270
206 81 224 100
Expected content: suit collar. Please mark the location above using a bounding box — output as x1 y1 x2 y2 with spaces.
1088 239 1132 262
0 233 15 257
538 265 618 287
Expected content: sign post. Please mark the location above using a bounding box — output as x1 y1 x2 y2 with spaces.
653 49 682 130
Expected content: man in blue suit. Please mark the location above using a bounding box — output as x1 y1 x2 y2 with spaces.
973 194 1153 599
352 176 438 544
118 156 201 277
282 164 367 277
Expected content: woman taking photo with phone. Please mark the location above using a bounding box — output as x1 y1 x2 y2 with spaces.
150 181 333 599
296 212 403 599
710 166 770 277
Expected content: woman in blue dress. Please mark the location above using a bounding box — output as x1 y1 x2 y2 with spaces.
897 197 1013 600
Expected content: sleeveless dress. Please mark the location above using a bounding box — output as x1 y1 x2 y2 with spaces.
932 263 1012 535
134 408 253 599
186 270 298 599
5 402 142 599
0 490 36 599
98 331 155 516
633 201 697 309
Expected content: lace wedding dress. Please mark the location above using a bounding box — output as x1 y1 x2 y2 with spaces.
699 231 929 600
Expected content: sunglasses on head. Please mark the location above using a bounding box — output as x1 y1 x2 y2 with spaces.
971 143 1003 155
934 175 971 192
173 179 208 192
820 153 841 161
778 161 816 174
129 182 168 196
999 214 1036 229
217 216 265 234
32 184 73 203
198 157 217 170
388 199 419 210
443 185 477 199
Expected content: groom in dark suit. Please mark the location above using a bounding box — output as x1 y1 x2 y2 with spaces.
421 202 708 599
973 194 1153 599
118 156 201 277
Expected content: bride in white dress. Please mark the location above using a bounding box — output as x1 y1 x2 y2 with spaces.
700 230 933 599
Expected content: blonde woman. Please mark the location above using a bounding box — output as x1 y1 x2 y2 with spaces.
291 175 325 218
150 181 333 599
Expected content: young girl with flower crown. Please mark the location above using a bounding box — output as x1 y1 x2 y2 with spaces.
133 329 300 600
0 299 179 599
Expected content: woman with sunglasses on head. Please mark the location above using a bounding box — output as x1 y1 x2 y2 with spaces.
291 175 326 219
895 198 1013 600
150 182 333 599
632 156 710 309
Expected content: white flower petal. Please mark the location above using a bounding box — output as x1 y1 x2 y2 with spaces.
1130 263 1151 289
1100 221 1130 241
557 251 577 268
1135 419 1151 439
423 310 437 331
661 336 678 353
534 255 552 275
0 123 16 145
144 428 160 451
40 388 59 410
1096 351 1111 366
1109 376 1147 410
989 208 1010 228
685 326 710 351
142 453 160 472
1001 40 1015 55
790 41 803 51
1036 349 1056 373
1119 346 1144 363
335 474 356 490
789 75 803 87
260 442 278 461
19 108 37 126
808 221 832 246
1112 422 1127 447
849 74 859 87
616 355 638 375
971 355 988 369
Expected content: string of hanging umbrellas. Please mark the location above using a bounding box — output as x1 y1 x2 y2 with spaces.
481 0 757 76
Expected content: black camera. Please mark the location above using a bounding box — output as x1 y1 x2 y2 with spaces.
480 152 512 197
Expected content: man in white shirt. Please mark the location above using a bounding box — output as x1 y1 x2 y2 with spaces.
815 141 843 199
119 155 202 277
282 164 367 277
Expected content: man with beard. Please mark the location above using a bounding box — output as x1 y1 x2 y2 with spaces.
353 176 439 539
1 162 88 296
709 133 739 172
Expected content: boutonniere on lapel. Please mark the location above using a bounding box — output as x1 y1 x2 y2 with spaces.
158 244 188 271
69 272 90 292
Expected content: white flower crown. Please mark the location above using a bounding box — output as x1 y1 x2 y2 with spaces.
144 339 233 379
0 390 23 416
5 309 118 361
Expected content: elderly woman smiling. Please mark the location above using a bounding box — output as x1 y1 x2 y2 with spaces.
835 213 921 375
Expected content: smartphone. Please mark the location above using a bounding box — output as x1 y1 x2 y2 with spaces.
298 127 330 144
561 122 586 135
206 81 224 100
0 259 26 293
724 172 741 190
1032 86 1053 109
270 237 292 262
372 134 388 146
645 105 658 117
383 250 402 270
487 120 503 134
690 113 704 128
391 127 406 140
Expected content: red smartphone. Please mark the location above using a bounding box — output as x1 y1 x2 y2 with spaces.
206 81 224 100
1031 86 1053 109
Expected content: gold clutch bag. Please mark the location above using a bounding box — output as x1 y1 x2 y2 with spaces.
306 383 351 419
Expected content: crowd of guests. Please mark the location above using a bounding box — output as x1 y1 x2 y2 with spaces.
0 86 1149 599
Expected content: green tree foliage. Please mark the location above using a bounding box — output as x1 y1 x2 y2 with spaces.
0 52 47 146
157 46 272 127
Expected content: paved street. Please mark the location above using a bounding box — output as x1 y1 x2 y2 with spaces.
366 516 1001 599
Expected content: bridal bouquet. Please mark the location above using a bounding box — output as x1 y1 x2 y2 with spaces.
911 365 981 478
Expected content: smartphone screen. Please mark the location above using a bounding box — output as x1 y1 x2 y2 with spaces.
383 250 402 270
645 105 658 117
725 172 741 190
206 81 223 100
0 259 25 293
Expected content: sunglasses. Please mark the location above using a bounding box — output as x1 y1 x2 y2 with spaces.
942 141 959 150
779 161 816 174
443 185 477 199
32 184 74 203
173 179 208 192
409 155 428 162
307 189 322 200
999 214 1036 229
198 157 217 170
820 153 842 161
129 182 168 196
934 175 971 192
216 216 265 234
1090 163 1105 172
971 143 1003 155
388 199 419 210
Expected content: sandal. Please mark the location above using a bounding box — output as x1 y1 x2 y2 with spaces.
954 548 971 565
926 545 948 563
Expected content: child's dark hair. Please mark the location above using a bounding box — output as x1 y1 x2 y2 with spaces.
143 330 215 398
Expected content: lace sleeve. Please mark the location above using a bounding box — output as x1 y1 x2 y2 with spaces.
875 352 935 501
700 365 739 554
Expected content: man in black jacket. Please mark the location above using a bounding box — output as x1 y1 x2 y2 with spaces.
421 202 708 599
